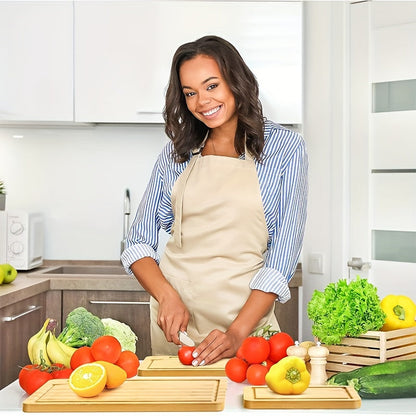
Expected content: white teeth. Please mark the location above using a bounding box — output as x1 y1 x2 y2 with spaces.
203 106 220 116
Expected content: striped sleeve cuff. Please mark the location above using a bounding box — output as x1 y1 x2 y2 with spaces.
120 244 160 274
249 267 291 303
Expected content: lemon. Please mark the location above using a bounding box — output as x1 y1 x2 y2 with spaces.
69 362 107 398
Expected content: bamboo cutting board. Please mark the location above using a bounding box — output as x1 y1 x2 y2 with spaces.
243 385 361 409
138 355 227 376
22 377 227 412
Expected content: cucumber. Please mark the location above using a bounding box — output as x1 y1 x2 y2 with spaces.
327 359 416 386
350 369 416 399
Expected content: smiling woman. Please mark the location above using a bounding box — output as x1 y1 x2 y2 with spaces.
121 35 308 367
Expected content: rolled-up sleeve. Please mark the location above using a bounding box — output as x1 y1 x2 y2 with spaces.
250 134 308 303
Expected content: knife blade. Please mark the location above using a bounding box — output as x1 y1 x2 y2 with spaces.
178 331 195 347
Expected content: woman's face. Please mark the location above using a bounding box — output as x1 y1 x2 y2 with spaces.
179 54 237 131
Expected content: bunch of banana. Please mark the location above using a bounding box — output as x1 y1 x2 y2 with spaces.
27 319 77 368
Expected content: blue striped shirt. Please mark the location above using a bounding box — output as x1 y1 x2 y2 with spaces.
121 120 308 303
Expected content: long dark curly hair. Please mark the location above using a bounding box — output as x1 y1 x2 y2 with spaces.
163 35 265 163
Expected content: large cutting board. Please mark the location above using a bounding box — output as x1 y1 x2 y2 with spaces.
243 385 361 409
22 377 227 412
138 355 227 376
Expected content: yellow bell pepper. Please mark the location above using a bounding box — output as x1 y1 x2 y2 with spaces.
381 295 416 331
265 356 310 395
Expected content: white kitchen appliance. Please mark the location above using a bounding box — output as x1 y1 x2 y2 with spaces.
0 210 44 270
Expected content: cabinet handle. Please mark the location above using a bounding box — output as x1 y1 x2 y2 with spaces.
136 111 162 115
88 300 150 305
2 305 43 322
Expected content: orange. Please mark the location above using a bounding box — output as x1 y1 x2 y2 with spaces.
96 361 127 389
69 362 107 397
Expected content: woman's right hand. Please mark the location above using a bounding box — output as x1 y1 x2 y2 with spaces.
130 258 190 346
157 290 190 345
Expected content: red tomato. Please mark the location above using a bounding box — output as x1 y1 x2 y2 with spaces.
246 363 269 385
225 357 249 383
115 350 140 378
70 346 95 369
91 335 122 363
239 336 270 364
52 367 73 379
18 365 53 395
18 364 38 392
178 346 195 365
268 332 294 363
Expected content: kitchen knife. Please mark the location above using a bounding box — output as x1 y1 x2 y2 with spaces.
178 331 195 347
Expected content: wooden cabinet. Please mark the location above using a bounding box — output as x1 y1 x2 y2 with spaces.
274 287 300 341
62 290 151 359
0 1 73 122
0 293 46 389
74 1 302 124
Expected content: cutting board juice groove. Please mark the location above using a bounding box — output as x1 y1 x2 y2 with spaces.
138 355 227 377
23 377 227 412
243 385 361 409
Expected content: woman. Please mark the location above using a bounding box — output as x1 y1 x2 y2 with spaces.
121 36 308 366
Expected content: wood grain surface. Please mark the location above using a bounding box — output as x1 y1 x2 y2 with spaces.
23 377 227 412
243 385 361 409
138 355 227 377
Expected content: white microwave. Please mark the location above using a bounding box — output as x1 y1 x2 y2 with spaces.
0 210 44 270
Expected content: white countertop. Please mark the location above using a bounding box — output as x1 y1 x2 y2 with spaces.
1 378 416 416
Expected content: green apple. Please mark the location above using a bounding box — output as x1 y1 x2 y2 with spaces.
0 267 4 285
0 263 18 284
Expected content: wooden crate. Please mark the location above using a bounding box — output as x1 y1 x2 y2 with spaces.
321 326 416 376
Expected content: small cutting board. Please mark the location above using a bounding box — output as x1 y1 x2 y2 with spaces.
243 385 361 409
23 377 227 412
138 355 227 377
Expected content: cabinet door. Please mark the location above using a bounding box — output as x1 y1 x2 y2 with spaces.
74 1 302 124
62 290 151 359
274 287 299 341
0 293 46 389
0 1 73 122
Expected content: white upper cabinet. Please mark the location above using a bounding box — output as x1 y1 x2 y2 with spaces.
0 1 73 122
74 1 302 124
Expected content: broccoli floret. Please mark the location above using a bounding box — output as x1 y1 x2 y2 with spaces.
57 307 105 347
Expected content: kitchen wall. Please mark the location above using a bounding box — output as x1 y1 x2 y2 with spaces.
0 124 170 259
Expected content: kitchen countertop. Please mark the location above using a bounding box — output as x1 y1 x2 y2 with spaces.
0 260 303 309
0 260 144 309
1 377 416 416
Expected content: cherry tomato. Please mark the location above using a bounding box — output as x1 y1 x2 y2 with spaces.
178 346 195 365
91 335 122 363
225 357 249 383
18 365 53 395
239 336 270 364
246 363 268 385
70 346 95 369
268 332 294 363
115 350 140 378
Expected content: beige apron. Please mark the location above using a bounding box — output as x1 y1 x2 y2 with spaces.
151 147 279 355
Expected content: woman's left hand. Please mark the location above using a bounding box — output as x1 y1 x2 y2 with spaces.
190 329 243 366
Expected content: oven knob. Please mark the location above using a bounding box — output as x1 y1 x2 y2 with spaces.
10 222 24 235
10 241 24 254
